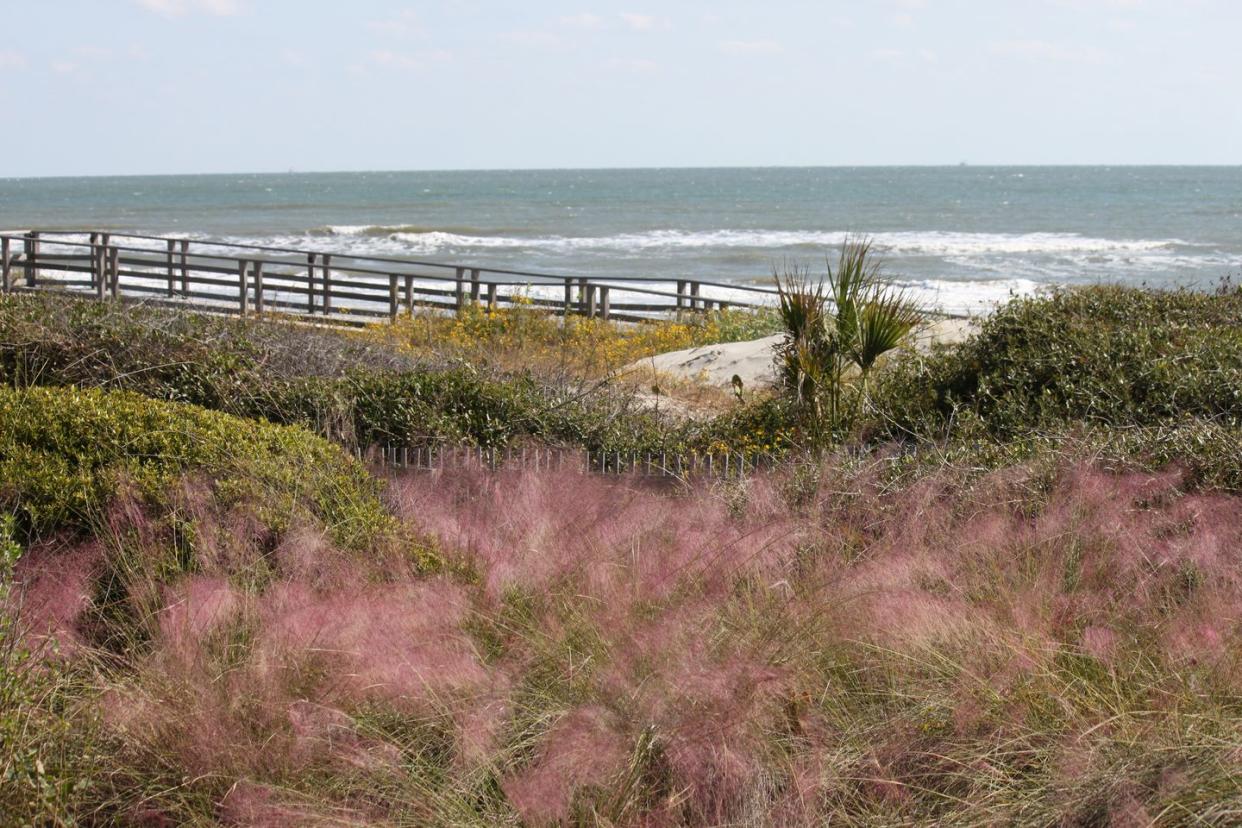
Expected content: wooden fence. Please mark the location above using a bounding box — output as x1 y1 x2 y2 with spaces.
369 443 777 480
0 230 778 324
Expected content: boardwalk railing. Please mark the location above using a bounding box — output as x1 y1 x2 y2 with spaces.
0 230 779 324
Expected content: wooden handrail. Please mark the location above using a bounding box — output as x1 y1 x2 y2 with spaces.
0 228 966 323
0 229 784 324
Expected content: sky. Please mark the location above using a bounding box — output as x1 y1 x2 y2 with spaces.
0 0 1239 176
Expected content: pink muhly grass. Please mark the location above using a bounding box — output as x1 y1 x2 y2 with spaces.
256 578 493 711
10 538 102 653
501 705 629 824
1080 625 1120 663
286 700 403 773
15 455 1242 823
156 576 240 655
218 780 370 827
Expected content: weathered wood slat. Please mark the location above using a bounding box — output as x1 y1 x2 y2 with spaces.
238 259 249 315
24 232 39 287
166 238 176 296
321 254 333 315
1 237 10 293
253 260 264 314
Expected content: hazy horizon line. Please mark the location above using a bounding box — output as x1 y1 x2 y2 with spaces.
6 162 1242 182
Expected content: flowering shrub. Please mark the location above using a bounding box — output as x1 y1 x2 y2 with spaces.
369 302 782 377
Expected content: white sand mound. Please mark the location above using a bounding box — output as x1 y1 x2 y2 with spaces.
626 334 784 390
623 317 977 391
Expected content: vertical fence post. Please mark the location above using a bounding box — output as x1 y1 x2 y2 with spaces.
388 274 399 321
586 283 597 318
108 246 120 299
600 286 610 321
487 281 497 310
321 254 332 315
238 259 249 316
100 234 111 298
454 267 465 312
253 261 264 315
93 240 104 300
690 281 701 311
179 239 190 295
1 237 10 293
563 278 573 317
470 268 481 304
23 231 38 287
165 239 176 296
306 253 317 313
676 279 687 312
87 232 98 293
404 274 414 315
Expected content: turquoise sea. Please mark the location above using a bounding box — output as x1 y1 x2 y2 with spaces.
2 166 1239 314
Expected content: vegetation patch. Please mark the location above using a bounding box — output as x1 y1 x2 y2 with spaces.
0 293 782 456
0 384 390 548
365 298 784 378
871 284 1242 438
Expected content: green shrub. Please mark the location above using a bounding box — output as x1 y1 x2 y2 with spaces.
0 385 390 548
871 285 1242 440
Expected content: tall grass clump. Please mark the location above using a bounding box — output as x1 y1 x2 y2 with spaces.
8 453 1242 823
776 237 920 447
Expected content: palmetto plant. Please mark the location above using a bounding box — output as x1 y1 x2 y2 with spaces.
775 236 921 445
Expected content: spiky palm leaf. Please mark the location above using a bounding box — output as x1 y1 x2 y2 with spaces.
851 287 921 375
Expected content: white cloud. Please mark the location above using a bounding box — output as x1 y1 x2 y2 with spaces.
50 60 78 75
560 13 604 29
135 0 241 17
718 39 783 56
605 57 659 73
0 51 27 70
988 39 1107 63
367 9 423 37
870 48 904 61
620 12 659 31
891 13 915 26
498 30 561 47
1050 0 1140 8
74 46 114 60
370 49 451 70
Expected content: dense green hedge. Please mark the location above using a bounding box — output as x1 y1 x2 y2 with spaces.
870 285 1242 439
862 285 1242 490
0 385 390 546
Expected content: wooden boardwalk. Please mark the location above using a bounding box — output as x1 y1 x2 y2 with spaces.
0 230 778 324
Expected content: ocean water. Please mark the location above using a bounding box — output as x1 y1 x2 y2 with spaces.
2 166 1239 315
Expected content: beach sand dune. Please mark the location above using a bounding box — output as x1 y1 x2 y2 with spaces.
625 317 976 392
